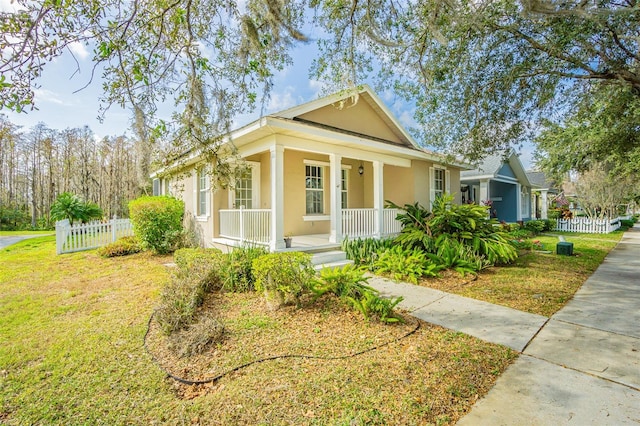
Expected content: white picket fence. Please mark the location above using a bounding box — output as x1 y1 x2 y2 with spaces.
56 218 134 254
555 216 630 234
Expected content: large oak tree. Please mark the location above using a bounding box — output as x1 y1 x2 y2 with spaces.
1 0 639 163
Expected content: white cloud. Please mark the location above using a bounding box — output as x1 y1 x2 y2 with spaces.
68 41 90 60
397 110 417 129
34 88 70 106
267 88 299 112
0 0 26 12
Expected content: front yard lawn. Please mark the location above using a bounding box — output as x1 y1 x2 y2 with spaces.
420 231 623 317
1 237 515 425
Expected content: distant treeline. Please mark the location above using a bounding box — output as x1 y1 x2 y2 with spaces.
0 115 154 229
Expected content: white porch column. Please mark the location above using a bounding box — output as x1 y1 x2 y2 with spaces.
270 145 285 251
540 190 549 220
373 161 384 237
479 180 489 203
329 153 343 243
516 183 522 221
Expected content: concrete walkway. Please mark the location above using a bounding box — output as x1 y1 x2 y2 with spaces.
369 225 640 425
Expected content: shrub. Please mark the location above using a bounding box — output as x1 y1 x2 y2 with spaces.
389 194 517 265
341 237 395 268
220 245 269 292
311 265 403 323
252 252 315 309
621 219 635 229
168 312 226 357
543 219 556 231
524 220 547 234
50 192 103 225
427 240 485 276
373 245 442 284
508 228 533 239
96 236 142 257
174 247 225 292
155 271 207 334
129 196 184 254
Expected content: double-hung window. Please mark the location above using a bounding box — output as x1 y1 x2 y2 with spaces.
305 165 324 214
341 169 348 209
434 169 445 199
235 169 253 209
197 168 209 217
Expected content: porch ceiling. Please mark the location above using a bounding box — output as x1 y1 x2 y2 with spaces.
232 116 465 168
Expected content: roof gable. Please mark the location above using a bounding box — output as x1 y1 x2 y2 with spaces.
461 150 531 186
274 85 417 150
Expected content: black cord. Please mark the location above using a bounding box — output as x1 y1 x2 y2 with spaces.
144 311 421 386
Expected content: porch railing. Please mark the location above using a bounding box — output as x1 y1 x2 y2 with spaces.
342 208 377 238
219 208 271 245
219 207 403 245
382 208 402 236
341 208 402 238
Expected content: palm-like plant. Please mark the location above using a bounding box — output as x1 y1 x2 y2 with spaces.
50 192 103 225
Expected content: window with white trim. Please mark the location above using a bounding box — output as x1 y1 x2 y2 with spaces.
434 168 445 199
305 165 324 214
341 169 348 209
235 169 253 209
197 168 209 216
521 187 530 218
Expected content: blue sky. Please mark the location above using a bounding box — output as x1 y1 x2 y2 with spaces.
1 0 535 168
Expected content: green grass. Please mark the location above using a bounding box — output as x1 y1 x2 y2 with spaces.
421 230 624 316
0 230 54 236
0 238 515 425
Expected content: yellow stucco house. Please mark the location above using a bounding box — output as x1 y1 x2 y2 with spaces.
152 86 466 251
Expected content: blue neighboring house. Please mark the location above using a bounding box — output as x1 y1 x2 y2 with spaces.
460 150 533 223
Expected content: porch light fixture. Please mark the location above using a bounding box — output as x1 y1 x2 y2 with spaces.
358 163 364 175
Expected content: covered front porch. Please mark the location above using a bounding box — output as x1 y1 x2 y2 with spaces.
215 206 403 251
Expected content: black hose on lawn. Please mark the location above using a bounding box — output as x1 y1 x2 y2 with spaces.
143 311 421 386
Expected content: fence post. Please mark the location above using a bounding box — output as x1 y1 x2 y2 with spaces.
111 216 117 243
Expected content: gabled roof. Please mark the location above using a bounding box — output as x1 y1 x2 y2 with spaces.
461 150 531 186
273 85 419 150
526 170 557 190
152 86 469 177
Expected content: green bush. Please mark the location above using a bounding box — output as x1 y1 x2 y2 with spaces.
129 196 184 254
221 246 269 292
50 192 103 225
621 219 635 228
173 247 225 292
524 220 547 234
426 240 486 276
373 245 442 284
388 194 518 265
252 252 315 308
543 219 556 231
311 265 403 323
508 228 533 239
0 205 30 230
341 237 395 268
155 270 208 334
96 236 142 257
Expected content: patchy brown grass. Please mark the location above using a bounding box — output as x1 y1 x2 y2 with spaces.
1 237 516 425
420 233 622 317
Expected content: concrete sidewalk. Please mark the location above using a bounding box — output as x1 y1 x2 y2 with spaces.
369 225 640 425
368 277 548 352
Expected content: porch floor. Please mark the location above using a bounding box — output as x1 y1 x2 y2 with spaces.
211 234 341 253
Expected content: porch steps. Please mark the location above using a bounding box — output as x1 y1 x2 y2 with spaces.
311 250 353 271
